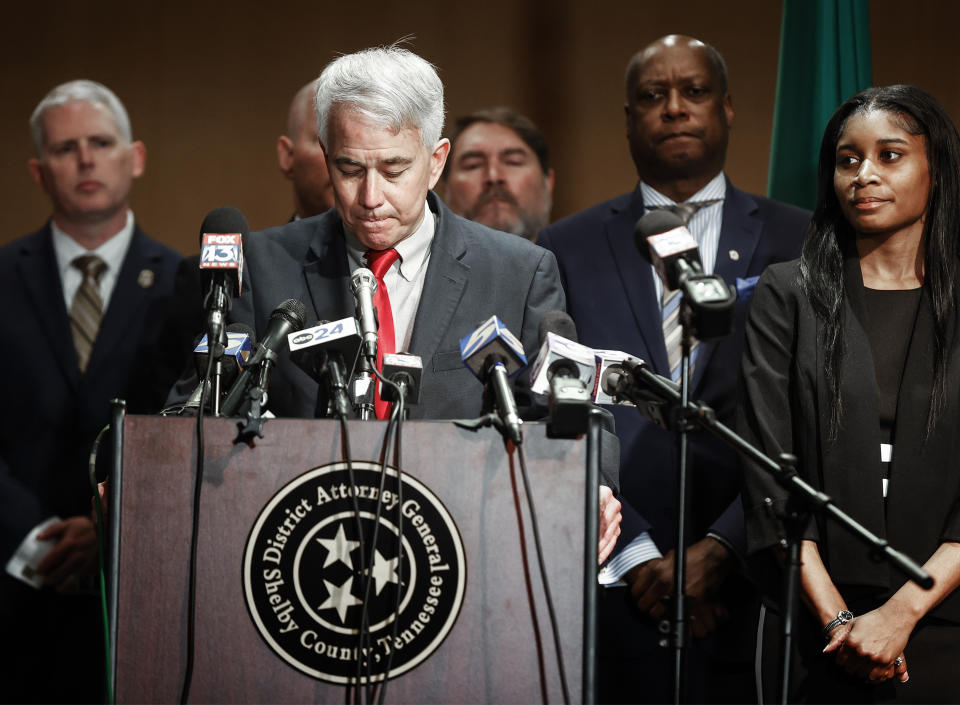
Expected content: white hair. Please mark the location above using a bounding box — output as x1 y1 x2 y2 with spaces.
30 80 132 156
315 46 445 150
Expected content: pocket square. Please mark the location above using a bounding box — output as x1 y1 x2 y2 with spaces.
736 275 760 299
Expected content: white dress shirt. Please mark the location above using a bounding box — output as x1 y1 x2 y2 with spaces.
51 209 135 314
343 201 435 353
600 173 728 586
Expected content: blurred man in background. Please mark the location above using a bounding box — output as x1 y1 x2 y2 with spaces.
277 78 335 220
443 107 554 241
0 79 180 702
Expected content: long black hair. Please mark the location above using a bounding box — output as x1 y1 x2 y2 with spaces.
800 84 960 438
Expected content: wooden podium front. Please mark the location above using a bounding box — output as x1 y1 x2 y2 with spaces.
111 416 586 703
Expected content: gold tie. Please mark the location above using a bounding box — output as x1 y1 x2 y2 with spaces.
70 255 107 373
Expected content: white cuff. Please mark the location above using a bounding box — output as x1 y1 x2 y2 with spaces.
598 531 662 586
5 516 61 589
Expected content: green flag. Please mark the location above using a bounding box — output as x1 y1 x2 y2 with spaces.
767 0 872 210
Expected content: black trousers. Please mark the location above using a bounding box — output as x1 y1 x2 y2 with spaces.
0 578 104 704
596 585 759 704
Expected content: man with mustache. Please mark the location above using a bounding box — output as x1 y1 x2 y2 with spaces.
537 35 809 701
443 107 554 241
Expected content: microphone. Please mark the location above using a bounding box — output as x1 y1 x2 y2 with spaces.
634 210 736 340
600 356 682 430
528 311 594 436
529 311 597 396
460 315 527 445
592 349 641 405
288 317 362 418
350 268 379 359
182 323 256 414
198 206 247 343
381 353 423 405
220 299 307 417
634 209 702 290
193 325 255 381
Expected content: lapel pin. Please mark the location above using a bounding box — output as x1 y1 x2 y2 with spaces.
728 249 740 262
137 269 155 288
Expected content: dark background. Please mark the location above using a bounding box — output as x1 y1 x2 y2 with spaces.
2 0 957 252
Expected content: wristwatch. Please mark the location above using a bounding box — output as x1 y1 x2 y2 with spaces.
822 609 854 640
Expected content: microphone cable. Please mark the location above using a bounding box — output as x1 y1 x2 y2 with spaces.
354 369 405 704
179 345 216 704
336 406 369 702
375 375 406 705
515 441 570 705
88 423 113 705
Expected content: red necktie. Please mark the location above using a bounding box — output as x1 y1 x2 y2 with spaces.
364 248 400 419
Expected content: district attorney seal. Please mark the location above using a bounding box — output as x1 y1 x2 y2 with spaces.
243 461 467 683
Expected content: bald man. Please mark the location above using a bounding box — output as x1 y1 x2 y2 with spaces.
150 81 340 403
538 35 810 702
277 79 335 220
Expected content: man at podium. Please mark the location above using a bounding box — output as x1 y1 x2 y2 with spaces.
168 44 621 566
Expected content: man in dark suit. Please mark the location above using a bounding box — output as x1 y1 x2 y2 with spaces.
0 80 180 703
215 47 566 422
169 46 621 565
537 35 810 702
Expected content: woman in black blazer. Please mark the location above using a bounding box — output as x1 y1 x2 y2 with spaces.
740 85 960 702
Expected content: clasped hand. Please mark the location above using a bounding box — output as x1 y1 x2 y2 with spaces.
625 536 733 638
598 485 622 565
823 605 912 683
35 516 99 592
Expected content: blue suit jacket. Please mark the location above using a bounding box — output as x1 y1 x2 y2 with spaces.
0 223 180 563
539 181 809 555
218 191 565 420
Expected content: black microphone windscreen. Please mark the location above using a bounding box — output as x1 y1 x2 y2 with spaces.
538 310 578 345
198 206 250 245
226 322 257 344
272 298 307 329
635 209 684 239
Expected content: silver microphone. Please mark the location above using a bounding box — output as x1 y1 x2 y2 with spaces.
350 267 379 360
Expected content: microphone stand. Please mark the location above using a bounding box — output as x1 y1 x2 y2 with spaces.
352 355 377 420
204 277 230 417
582 408 603 705
210 332 226 417
610 365 933 704
669 313 694 704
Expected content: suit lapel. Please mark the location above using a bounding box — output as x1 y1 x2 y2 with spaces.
604 194 670 373
409 199 469 359
691 185 764 392
302 218 353 323
713 185 763 284
16 226 80 391
86 226 158 376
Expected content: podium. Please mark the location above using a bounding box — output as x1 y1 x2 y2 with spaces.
110 415 587 703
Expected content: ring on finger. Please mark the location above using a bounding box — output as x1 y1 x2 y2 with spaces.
894 656 904 667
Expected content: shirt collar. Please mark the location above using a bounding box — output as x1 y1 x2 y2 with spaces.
51 209 135 280
343 199 435 280
639 171 727 209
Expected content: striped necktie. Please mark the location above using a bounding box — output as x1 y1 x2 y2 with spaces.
364 248 400 419
70 254 107 373
649 200 720 382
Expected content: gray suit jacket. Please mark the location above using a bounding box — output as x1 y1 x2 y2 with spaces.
226 191 565 419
